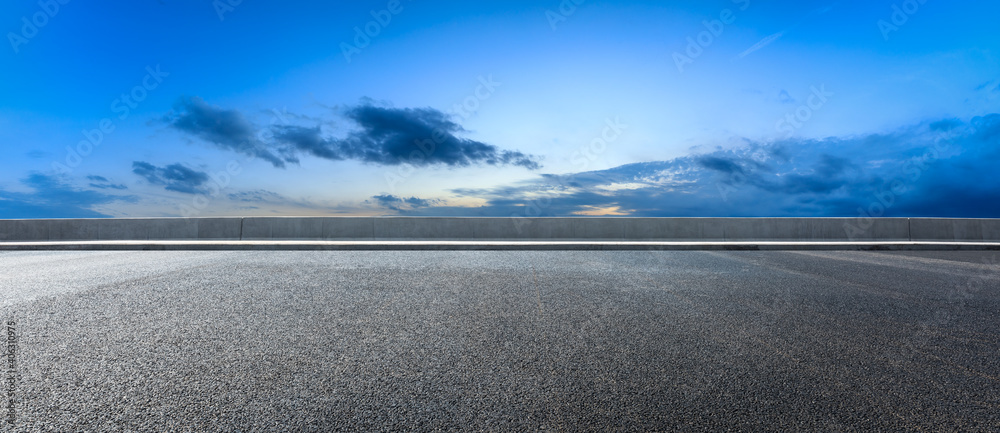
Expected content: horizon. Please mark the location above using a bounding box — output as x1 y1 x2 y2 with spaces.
2 0 999 219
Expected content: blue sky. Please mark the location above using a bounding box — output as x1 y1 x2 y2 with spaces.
1 0 998 218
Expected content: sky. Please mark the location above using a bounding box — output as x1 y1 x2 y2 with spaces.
1 0 998 218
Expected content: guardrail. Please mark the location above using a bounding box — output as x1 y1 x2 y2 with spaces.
0 217 998 242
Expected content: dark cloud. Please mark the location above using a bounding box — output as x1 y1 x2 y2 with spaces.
696 155 748 176
224 189 353 214
929 118 963 132
163 97 539 170
407 113 1000 218
765 153 856 195
87 175 128 190
0 174 132 218
132 161 210 194
777 89 795 104
403 196 435 207
227 190 286 203
971 114 1000 144
164 96 294 168
974 79 998 92
273 105 540 169
271 125 341 160
367 194 440 212
815 154 853 177
776 174 843 195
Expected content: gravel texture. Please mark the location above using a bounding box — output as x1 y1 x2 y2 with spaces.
0 250 998 432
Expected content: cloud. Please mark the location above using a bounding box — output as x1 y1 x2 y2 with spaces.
0 174 132 218
164 96 296 168
132 161 210 194
777 89 795 104
738 31 786 58
227 190 287 203
403 113 1000 218
164 97 539 170
367 194 440 212
929 118 963 131
972 113 1000 143
736 4 835 59
87 175 128 190
271 125 341 160
974 79 997 92
225 189 356 215
696 155 750 176
273 104 540 168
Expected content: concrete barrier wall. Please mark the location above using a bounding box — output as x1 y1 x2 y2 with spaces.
242 217 374 240
0 217 997 242
0 218 242 241
909 218 1000 241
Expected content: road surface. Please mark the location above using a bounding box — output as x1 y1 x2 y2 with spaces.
1 251 998 431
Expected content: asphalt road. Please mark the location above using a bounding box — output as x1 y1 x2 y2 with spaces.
0 251 998 432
